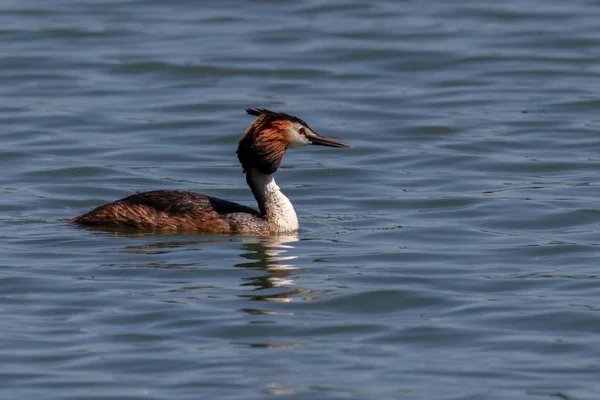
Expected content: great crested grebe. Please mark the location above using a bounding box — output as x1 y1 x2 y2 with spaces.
64 108 349 234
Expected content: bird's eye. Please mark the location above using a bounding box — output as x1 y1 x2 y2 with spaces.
298 128 306 135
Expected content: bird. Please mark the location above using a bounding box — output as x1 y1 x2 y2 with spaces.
63 108 349 234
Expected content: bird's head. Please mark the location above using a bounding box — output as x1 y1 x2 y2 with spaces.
237 108 349 174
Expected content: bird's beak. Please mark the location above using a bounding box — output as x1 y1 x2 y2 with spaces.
308 133 350 148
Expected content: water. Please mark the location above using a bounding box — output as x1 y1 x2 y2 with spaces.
2 0 600 398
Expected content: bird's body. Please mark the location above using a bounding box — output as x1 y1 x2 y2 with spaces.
64 108 348 234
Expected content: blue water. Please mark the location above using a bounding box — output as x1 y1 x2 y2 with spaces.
2 0 600 399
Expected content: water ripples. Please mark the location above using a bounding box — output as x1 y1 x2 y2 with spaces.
3 0 600 399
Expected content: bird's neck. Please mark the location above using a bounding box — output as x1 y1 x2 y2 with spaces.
246 169 299 232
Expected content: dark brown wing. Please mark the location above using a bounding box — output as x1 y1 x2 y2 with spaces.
66 190 260 231
120 190 258 215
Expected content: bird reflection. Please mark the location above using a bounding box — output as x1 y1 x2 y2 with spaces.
236 235 311 304
100 232 309 304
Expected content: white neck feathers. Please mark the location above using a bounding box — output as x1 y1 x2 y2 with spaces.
246 169 299 232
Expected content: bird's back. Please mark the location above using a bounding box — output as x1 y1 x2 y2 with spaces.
65 190 263 233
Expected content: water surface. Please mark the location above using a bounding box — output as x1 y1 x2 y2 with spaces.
2 0 600 399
